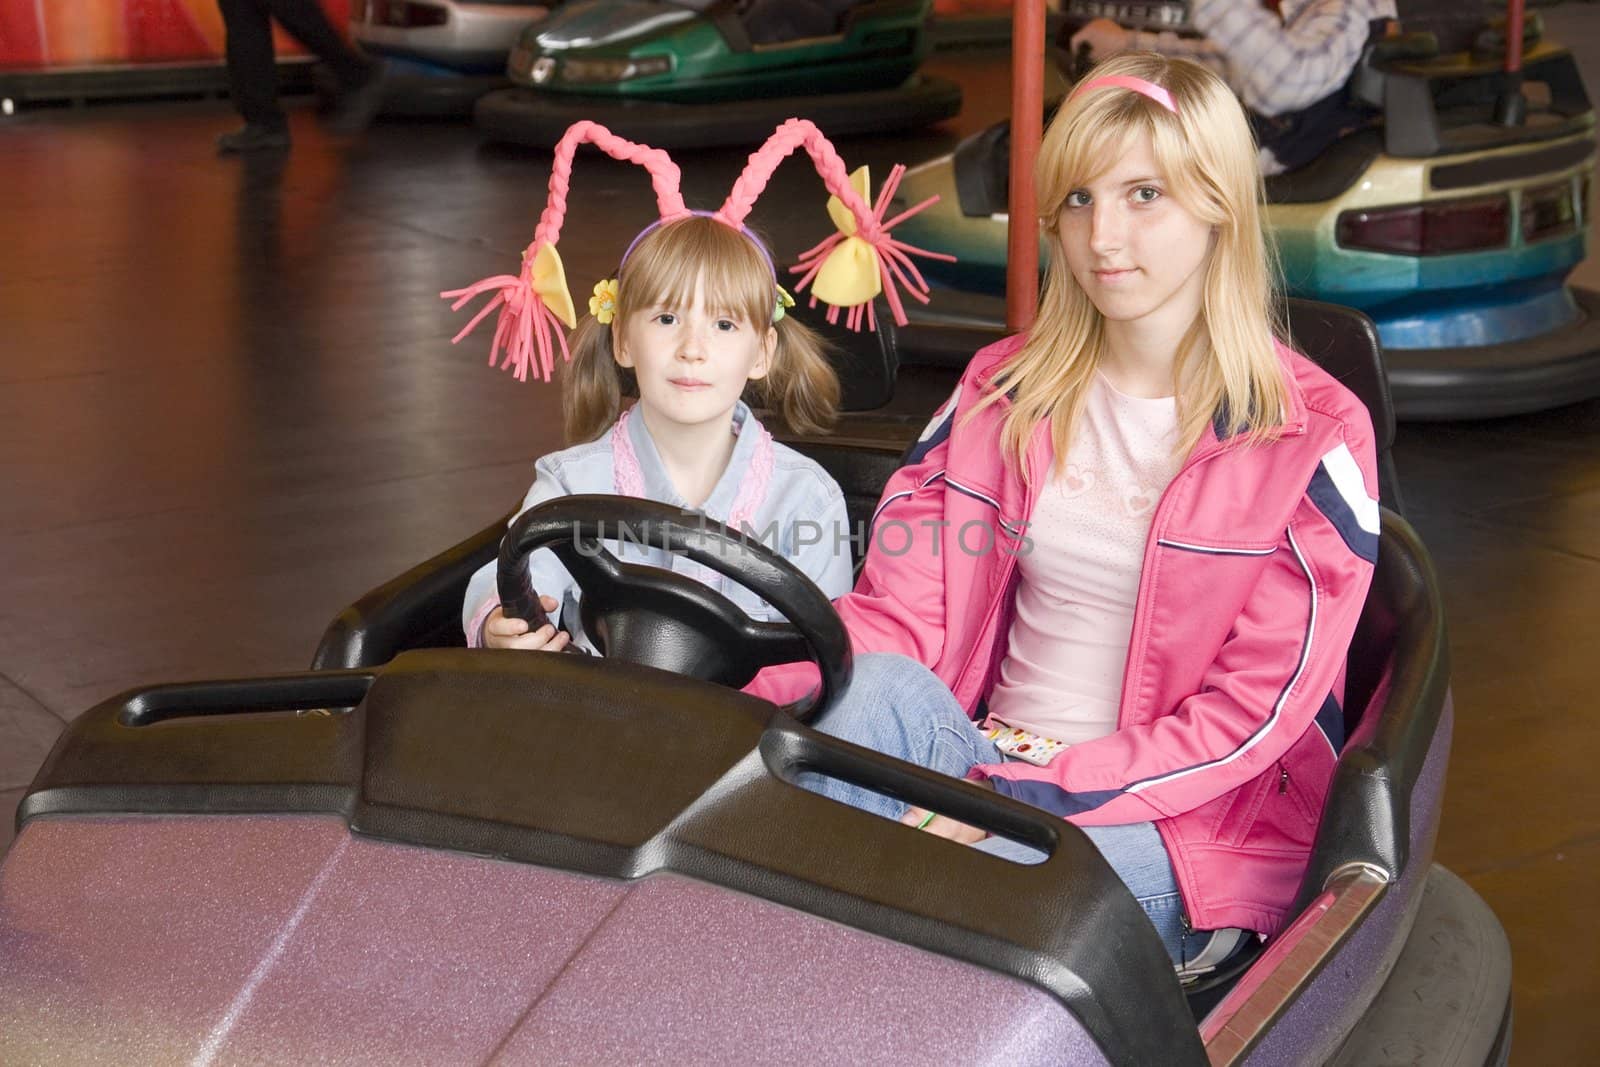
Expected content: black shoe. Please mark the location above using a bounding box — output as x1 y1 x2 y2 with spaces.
217 124 291 154
325 60 389 134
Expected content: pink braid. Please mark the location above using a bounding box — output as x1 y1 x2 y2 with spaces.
441 121 689 383
716 118 875 234
716 118 955 333
534 120 688 249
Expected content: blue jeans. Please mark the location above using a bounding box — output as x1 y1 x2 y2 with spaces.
800 653 1209 966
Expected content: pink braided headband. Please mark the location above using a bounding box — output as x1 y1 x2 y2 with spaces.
1070 74 1178 114
440 118 954 384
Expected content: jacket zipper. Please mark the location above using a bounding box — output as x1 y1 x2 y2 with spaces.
1113 440 1233 732
1278 763 1290 794
951 421 1047 705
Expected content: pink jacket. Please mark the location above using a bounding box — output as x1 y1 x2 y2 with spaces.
752 333 1380 935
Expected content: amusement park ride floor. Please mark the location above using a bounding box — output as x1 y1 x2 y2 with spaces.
4 11 1600 1063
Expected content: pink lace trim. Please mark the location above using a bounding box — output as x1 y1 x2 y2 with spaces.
726 425 774 533
610 406 647 498
613 405 770 526
466 596 499 649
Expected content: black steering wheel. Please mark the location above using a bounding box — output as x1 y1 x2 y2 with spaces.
496 495 852 722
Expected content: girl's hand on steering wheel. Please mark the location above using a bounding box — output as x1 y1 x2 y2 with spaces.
483 600 571 652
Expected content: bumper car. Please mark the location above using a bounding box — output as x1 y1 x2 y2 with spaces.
350 0 554 116
474 0 963 149
0 302 1510 1065
889 1 1600 420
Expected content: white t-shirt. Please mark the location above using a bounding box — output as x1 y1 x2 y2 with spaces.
985 374 1184 745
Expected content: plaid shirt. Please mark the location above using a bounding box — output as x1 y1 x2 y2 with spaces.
1129 0 1396 118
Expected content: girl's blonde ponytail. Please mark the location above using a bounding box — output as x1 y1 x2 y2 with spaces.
755 315 840 435
562 317 630 444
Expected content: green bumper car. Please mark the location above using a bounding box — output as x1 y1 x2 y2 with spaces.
475 0 963 149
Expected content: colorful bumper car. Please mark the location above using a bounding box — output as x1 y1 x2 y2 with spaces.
0 301 1510 1065
474 0 963 149
889 3 1600 419
349 0 554 116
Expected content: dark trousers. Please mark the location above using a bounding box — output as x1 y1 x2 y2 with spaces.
217 0 370 129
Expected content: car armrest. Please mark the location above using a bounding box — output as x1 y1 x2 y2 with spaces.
310 517 508 670
1199 862 1391 1065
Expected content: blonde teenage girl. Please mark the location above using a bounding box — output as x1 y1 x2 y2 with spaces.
753 55 1382 972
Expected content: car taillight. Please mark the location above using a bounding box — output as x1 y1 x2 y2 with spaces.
1521 179 1579 243
366 1 447 28
1336 194 1510 256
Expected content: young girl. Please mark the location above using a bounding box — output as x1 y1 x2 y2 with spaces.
443 120 952 652
752 54 1381 973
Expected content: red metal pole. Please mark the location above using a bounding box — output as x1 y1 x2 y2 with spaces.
1005 1 1046 333
1505 0 1525 74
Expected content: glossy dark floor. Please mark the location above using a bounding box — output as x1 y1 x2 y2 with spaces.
4 26 1600 1065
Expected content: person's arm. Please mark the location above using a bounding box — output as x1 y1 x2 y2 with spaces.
973 422 1380 827
1131 28 1228 76
787 478 855 602
462 453 581 648
1191 0 1382 117
1069 18 1228 77
744 383 966 704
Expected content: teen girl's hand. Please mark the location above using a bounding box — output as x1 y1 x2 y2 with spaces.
899 778 997 845
483 600 571 652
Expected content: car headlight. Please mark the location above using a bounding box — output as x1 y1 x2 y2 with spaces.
558 55 671 84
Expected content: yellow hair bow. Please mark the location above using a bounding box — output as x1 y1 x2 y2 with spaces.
811 166 884 309
530 242 577 330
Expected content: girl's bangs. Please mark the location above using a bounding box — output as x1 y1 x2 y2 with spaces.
620 218 775 328
1041 94 1209 223
1146 117 1225 225
1041 98 1145 215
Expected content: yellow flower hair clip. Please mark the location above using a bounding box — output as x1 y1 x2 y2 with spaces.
773 285 796 323
589 278 619 324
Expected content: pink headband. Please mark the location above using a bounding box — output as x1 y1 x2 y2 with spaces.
1070 74 1177 114
440 118 954 384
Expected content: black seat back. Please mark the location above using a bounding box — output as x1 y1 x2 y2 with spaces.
1281 298 1403 513
808 307 898 413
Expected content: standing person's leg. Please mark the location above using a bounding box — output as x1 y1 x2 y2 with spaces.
263 0 386 131
799 653 1002 820
218 0 288 133
262 0 371 88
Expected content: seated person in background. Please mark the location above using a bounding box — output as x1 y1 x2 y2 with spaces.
1071 0 1397 173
